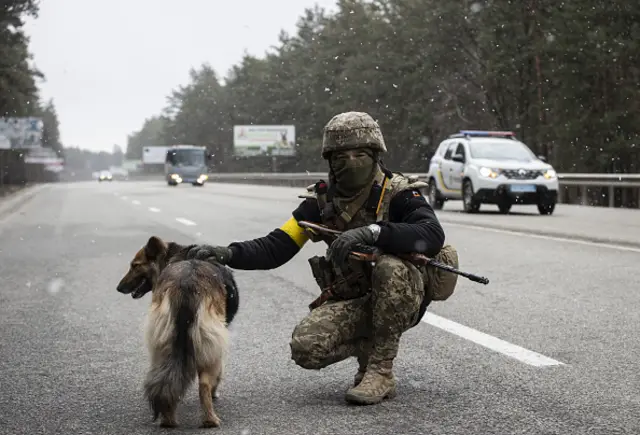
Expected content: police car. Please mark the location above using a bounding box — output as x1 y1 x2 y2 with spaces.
426 130 559 215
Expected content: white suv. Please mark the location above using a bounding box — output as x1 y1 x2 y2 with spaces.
426 130 559 215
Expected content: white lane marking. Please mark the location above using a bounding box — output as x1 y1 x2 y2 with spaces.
441 221 640 254
422 313 565 367
131 200 141 205
148 207 160 213
121 196 128 200
176 217 196 226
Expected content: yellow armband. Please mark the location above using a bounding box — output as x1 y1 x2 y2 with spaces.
279 217 310 248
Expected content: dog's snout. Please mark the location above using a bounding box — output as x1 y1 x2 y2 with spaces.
117 281 128 293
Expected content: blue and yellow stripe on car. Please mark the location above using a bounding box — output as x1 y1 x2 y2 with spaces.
436 169 461 193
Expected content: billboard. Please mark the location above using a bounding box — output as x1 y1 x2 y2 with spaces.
142 146 170 164
0 117 44 149
233 125 296 157
23 147 64 172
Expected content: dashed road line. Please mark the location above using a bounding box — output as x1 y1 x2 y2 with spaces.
131 200 140 205
422 312 565 367
175 217 196 226
148 207 160 213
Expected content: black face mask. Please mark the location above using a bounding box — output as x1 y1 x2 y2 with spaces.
330 150 376 194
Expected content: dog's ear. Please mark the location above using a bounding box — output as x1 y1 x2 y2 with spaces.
144 236 168 260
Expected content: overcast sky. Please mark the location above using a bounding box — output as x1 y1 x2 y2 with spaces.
23 0 337 153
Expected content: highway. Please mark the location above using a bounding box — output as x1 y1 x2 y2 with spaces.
1 181 638 435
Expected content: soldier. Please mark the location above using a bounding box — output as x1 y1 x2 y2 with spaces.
186 111 459 405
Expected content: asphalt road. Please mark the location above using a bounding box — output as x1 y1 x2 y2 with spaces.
1 180 638 435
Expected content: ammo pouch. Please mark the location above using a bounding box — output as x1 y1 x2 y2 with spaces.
308 255 371 304
421 244 459 301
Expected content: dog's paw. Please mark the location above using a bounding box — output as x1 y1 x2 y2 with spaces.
159 420 178 429
200 417 221 428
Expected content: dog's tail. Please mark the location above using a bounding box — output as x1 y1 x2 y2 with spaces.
143 290 199 421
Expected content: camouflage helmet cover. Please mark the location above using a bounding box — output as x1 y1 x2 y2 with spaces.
321 111 387 159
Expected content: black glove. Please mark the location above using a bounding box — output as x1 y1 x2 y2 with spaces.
326 226 376 266
186 244 233 265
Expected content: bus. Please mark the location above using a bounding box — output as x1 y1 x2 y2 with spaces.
164 145 209 186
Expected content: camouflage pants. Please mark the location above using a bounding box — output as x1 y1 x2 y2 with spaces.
290 254 424 370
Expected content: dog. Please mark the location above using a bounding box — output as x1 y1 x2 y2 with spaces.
116 236 239 428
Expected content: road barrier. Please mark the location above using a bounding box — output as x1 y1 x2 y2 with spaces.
205 172 640 209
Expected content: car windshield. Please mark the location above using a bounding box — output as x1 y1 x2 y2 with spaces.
468 140 537 162
168 149 205 166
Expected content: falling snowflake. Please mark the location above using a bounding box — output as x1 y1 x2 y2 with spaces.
47 278 64 295
470 2 483 13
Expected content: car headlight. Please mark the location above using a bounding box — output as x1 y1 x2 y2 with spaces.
543 169 557 179
479 167 500 178
170 174 180 180
197 174 208 181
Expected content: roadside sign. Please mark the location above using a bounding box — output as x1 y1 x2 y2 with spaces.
0 117 44 149
233 125 296 157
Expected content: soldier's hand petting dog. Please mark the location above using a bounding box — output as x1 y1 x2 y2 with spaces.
186 244 233 265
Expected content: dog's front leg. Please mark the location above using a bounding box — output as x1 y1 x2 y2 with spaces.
198 370 221 428
211 362 224 401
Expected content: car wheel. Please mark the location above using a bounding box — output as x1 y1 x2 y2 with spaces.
428 179 445 210
497 200 512 214
537 201 555 215
462 179 480 213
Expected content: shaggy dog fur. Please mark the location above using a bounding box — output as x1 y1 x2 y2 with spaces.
116 236 239 428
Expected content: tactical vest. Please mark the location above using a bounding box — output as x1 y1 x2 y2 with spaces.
301 172 430 306
301 171 459 309
301 171 429 240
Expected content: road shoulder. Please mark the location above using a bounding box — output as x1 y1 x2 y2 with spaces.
0 184 50 221
436 208 640 249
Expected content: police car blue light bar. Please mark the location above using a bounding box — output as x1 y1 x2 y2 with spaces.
459 130 515 137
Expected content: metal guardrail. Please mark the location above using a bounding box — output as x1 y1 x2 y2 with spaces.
556 174 640 207
205 172 640 208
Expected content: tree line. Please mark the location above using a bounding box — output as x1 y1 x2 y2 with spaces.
127 0 639 174
0 0 68 186
1 0 62 154
1 0 124 184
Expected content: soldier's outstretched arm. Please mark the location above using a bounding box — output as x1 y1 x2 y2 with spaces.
189 198 321 270
375 189 445 257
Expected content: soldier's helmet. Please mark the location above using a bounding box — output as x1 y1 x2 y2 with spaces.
321 111 387 159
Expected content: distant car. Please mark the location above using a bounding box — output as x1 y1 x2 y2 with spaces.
98 171 113 182
426 130 559 215
108 167 129 181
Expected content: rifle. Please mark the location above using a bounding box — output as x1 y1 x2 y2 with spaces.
298 220 490 285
